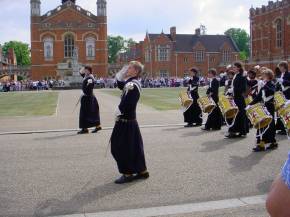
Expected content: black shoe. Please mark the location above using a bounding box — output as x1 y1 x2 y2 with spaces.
212 128 221 131
184 124 194 128
253 146 266 152
277 130 287 135
77 129 89 134
224 132 237 138
201 127 210 131
114 175 135 184
266 143 278 151
194 123 203 127
134 172 150 180
92 126 102 133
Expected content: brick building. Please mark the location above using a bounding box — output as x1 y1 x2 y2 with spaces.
120 27 240 78
30 0 108 80
0 46 19 81
249 0 290 69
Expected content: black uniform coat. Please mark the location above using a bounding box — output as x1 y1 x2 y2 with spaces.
250 81 276 144
183 76 202 124
229 72 249 135
247 79 258 98
79 74 100 129
111 77 147 174
205 78 222 129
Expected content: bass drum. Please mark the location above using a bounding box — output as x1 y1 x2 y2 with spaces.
246 103 273 129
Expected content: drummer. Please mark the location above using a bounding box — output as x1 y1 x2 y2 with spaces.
247 68 278 152
202 68 223 131
225 62 249 138
276 61 290 135
247 69 259 99
183 68 203 127
224 70 235 96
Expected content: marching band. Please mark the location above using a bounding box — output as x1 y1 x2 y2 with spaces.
77 60 290 184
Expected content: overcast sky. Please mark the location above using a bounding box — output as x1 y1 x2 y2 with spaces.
0 0 269 45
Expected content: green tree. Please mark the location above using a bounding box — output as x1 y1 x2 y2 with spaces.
2 41 31 66
108 35 136 64
225 28 250 61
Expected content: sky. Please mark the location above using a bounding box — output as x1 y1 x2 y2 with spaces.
0 0 270 45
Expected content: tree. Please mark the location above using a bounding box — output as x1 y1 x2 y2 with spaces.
225 28 250 61
2 41 31 66
107 35 136 64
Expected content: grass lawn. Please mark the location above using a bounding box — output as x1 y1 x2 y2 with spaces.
0 92 59 117
102 87 210 111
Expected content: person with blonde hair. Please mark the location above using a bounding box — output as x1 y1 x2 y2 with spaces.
248 69 278 152
111 61 149 184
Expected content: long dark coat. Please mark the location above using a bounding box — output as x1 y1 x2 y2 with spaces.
205 78 223 129
111 77 147 174
228 72 249 135
183 76 202 124
79 74 101 129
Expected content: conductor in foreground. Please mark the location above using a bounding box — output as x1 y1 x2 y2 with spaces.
111 61 149 184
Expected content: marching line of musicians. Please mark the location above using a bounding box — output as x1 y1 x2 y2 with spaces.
75 60 289 184
182 61 290 152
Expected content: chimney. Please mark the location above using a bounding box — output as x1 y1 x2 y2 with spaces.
195 28 201 36
170 26 176 41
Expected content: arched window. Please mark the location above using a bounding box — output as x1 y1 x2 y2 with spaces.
64 34 75 58
43 37 53 60
86 37 95 60
276 19 282 48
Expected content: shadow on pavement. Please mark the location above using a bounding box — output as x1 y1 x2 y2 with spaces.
229 152 268 173
33 181 138 217
199 138 242 153
34 133 79 141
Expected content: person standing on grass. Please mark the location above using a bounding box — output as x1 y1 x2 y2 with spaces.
183 67 203 128
266 151 290 217
78 66 102 134
111 61 149 184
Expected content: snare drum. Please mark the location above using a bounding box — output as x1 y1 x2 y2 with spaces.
246 103 273 129
198 96 216 114
278 104 290 133
179 92 193 109
274 92 286 111
218 95 239 119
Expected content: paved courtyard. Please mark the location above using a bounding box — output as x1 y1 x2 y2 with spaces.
0 90 289 217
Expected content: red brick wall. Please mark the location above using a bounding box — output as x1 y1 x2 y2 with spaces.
31 7 108 80
249 1 290 69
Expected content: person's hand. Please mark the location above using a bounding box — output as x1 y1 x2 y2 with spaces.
227 88 233 94
116 65 129 81
245 105 251 110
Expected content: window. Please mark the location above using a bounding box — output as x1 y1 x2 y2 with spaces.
194 50 205 62
184 57 188 63
157 45 170 62
222 49 231 63
64 34 75 58
85 37 95 60
145 48 151 62
43 37 53 61
160 70 169 78
276 19 282 48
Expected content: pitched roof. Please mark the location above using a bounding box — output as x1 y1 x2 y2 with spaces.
148 33 239 53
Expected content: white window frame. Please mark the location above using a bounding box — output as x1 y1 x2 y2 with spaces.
157 45 170 62
85 37 96 60
222 49 231 63
276 19 282 48
194 50 205 62
43 37 53 61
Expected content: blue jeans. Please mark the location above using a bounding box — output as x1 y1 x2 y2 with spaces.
282 152 290 190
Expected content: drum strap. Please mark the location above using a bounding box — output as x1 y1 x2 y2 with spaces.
256 123 270 140
225 111 238 128
262 90 274 102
